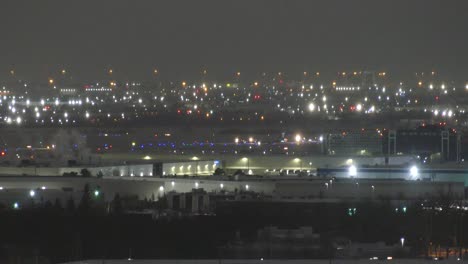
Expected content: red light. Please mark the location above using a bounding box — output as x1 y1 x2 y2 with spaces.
435 96 439 100
1 151 5 156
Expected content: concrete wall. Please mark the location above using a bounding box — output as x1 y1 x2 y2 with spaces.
275 180 465 200
0 177 165 205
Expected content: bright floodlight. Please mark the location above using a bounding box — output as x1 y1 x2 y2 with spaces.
29 190 35 197
348 165 357 177
308 103 315 112
410 165 418 178
356 103 362 112
295 134 302 143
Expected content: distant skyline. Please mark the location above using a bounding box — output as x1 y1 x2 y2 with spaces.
1 0 468 81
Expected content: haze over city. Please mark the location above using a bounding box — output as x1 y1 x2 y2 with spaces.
1 1 468 264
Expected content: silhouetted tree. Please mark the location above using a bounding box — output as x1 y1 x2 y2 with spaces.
66 197 76 212
54 198 63 211
214 168 225 176
78 183 92 212
80 168 92 177
112 193 123 214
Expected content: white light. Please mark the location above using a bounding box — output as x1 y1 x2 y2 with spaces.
220 183 224 189
308 103 315 112
400 237 405 247
410 165 418 179
171 181 175 187
348 165 357 177
29 190 35 197
159 186 164 192
356 103 362 112
295 134 302 143
195 182 199 188
245 184 249 190
16 116 21 124
41 186 46 190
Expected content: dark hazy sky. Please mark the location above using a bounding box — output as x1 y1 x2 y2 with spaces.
1 0 467 81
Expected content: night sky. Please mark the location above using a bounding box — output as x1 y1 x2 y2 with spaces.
1 0 467 81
